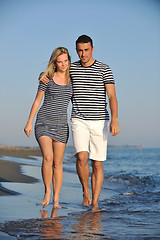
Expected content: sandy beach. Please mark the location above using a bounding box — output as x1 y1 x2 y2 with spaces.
0 148 41 196
0 147 93 239
0 147 42 159
0 147 159 239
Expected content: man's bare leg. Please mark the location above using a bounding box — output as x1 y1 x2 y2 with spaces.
38 136 53 206
76 151 91 206
91 160 104 210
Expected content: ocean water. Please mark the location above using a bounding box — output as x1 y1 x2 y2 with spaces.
0 147 160 239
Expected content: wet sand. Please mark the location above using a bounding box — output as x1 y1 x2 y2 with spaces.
0 147 95 239
0 147 41 160
1 148 158 239
0 148 41 196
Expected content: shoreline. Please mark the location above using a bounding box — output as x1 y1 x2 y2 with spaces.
0 147 42 159
0 147 159 239
0 148 42 196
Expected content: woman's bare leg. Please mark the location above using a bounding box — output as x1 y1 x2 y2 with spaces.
52 141 66 208
38 136 54 206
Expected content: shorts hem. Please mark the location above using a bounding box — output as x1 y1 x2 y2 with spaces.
74 148 89 155
89 152 107 161
89 155 107 161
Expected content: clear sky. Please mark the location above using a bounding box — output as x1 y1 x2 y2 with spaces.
0 0 160 148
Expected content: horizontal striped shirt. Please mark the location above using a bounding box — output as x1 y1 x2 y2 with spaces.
35 79 72 143
70 60 115 120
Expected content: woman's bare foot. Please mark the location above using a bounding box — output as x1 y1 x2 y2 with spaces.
53 197 62 209
53 200 62 209
82 191 91 206
41 190 51 206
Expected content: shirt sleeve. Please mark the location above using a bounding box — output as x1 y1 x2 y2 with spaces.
103 65 115 84
38 81 48 92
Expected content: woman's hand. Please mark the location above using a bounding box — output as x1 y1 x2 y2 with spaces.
24 123 32 137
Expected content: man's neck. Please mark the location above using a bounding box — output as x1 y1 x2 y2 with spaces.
81 58 95 67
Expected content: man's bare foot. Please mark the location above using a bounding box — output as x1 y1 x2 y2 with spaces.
91 204 99 211
91 205 99 211
41 190 51 206
82 191 91 206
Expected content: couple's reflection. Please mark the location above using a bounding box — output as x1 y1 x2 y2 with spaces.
40 207 63 239
40 207 107 239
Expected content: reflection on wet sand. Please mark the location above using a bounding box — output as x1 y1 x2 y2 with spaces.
40 208 63 239
40 208 109 240
70 210 106 239
0 208 110 239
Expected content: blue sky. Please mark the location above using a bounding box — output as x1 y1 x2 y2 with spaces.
0 0 160 148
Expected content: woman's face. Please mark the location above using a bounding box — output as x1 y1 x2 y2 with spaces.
55 53 69 73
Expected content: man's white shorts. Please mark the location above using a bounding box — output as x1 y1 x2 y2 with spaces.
70 118 109 161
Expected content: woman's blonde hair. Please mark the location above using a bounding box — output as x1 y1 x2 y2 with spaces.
40 47 71 85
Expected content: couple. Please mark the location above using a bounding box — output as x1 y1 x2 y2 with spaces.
24 35 120 210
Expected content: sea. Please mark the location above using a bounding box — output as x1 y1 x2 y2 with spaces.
0 147 160 240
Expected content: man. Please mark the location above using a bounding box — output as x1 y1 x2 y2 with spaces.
41 35 120 210
70 35 120 210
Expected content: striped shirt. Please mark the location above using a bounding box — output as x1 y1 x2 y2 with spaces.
35 79 72 143
70 60 115 120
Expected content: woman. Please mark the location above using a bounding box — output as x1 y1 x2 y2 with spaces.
24 47 72 208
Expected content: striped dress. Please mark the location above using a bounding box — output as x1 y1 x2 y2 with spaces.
35 79 72 144
70 60 115 121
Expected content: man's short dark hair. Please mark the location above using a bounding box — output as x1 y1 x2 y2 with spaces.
76 35 93 48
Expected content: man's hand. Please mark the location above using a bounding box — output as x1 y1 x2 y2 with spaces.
109 119 120 136
38 72 49 84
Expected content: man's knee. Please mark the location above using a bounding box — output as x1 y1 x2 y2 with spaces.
76 151 88 167
91 160 103 171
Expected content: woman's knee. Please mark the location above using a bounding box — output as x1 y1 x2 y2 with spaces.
43 154 53 165
53 160 63 170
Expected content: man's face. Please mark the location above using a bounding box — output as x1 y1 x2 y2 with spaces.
76 42 94 65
